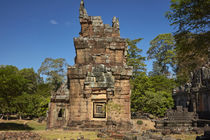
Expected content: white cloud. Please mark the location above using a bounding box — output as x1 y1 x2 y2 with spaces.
50 19 58 25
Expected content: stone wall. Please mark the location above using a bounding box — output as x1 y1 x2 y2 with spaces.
191 62 210 120
156 55 210 130
165 60 210 130
47 0 132 131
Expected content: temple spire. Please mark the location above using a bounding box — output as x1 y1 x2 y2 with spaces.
79 0 88 18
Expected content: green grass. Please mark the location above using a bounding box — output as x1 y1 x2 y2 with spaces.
0 120 103 139
0 120 201 140
0 122 33 130
27 120 46 130
0 120 46 131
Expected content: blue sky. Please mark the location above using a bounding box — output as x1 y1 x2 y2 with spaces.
0 0 174 73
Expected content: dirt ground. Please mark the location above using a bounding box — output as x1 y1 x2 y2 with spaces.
0 119 200 140
131 119 155 133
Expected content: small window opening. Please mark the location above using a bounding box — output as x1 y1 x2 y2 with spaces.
58 108 65 118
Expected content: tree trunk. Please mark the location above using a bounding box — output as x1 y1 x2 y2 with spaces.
6 114 9 120
19 114 22 120
0 114 3 120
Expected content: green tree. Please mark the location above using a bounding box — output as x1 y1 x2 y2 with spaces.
166 0 209 33
0 65 27 119
166 0 209 84
126 38 146 77
19 68 39 94
14 92 31 119
0 65 51 119
148 75 177 93
131 74 176 116
148 61 163 76
13 83 51 119
175 31 209 84
139 90 174 117
131 72 150 112
35 83 51 117
147 33 176 76
38 58 68 91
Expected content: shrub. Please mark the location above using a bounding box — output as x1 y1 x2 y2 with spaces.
137 120 143 125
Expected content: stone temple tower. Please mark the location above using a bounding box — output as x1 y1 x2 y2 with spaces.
47 0 133 130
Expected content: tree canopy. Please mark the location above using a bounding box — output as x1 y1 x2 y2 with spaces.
166 0 210 83
38 58 68 91
126 38 146 77
0 65 51 119
147 33 176 76
131 73 175 116
125 38 176 117
166 0 209 33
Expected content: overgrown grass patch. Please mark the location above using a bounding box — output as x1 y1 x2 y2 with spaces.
27 120 46 130
0 122 33 130
0 120 46 131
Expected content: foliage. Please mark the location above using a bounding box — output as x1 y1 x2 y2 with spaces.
166 0 209 33
14 92 50 119
174 31 209 84
147 33 176 76
126 38 146 77
19 68 40 94
0 65 27 116
0 57 67 119
166 0 209 83
137 120 143 125
131 73 175 117
138 91 174 117
148 61 162 76
148 75 177 93
0 65 51 119
38 58 68 91
130 72 149 95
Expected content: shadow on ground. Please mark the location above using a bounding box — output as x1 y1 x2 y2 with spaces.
0 123 33 130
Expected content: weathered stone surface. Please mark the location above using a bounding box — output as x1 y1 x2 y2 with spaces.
47 0 132 131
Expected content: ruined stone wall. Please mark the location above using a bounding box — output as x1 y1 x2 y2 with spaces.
172 62 210 120
172 86 189 108
47 82 70 129
191 63 210 119
47 0 132 130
